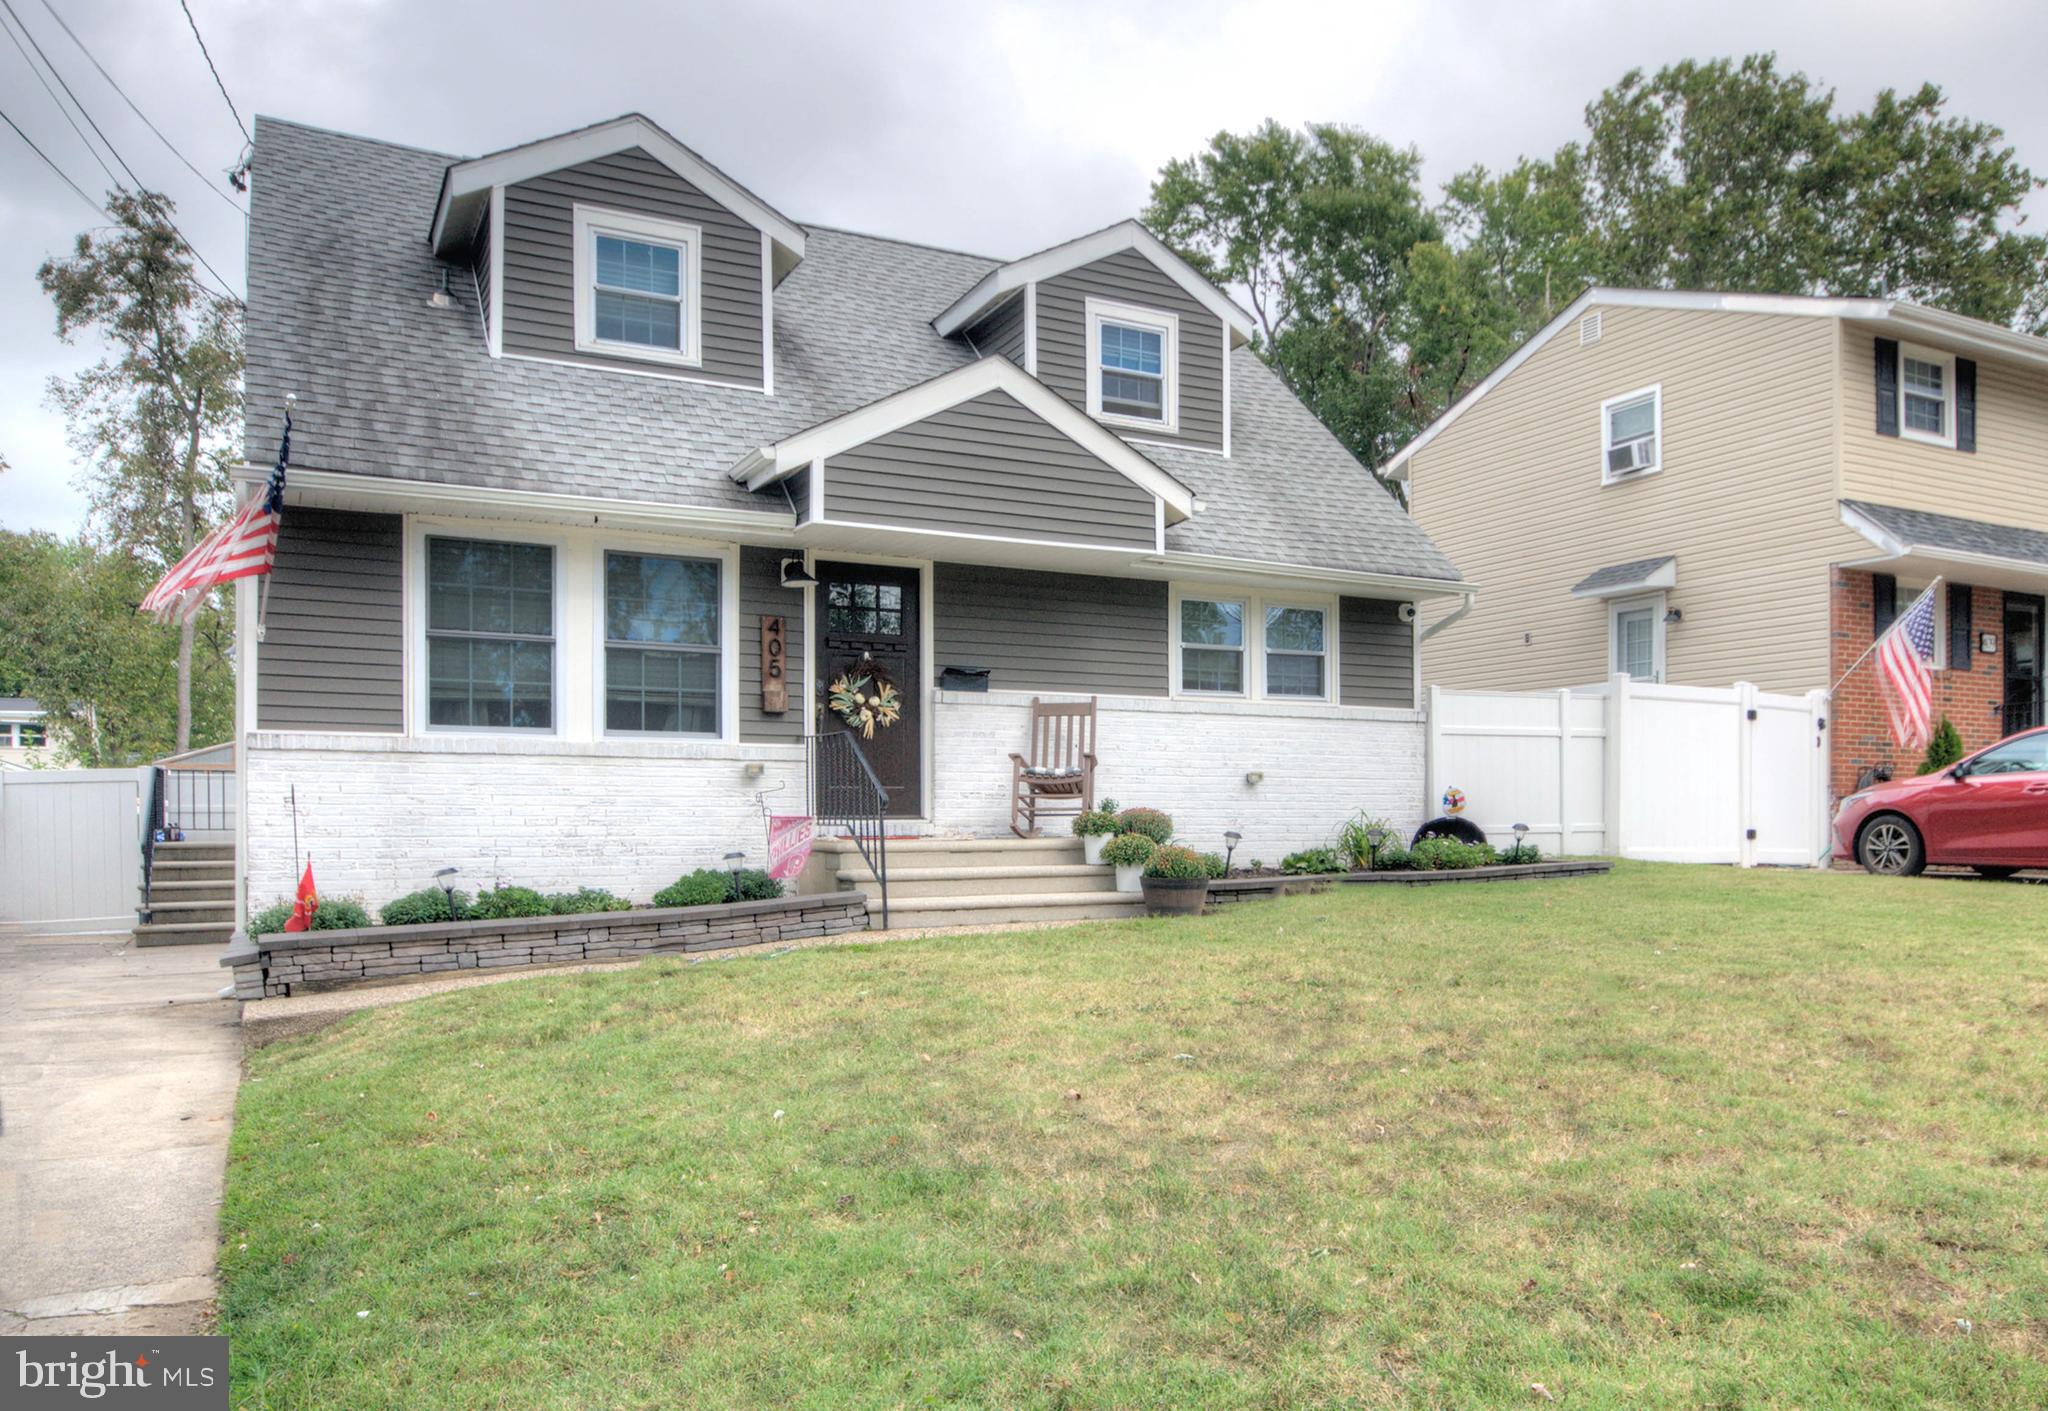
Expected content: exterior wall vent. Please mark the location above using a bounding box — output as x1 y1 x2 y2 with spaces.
1580 311 1603 347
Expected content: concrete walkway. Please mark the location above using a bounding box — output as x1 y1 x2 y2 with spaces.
0 932 240 1334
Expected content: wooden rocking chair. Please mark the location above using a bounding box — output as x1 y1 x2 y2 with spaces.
1009 696 1098 837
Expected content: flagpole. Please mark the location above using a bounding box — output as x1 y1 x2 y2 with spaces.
1829 575 1943 696
289 783 300 878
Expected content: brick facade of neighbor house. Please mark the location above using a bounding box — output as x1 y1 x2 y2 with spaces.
1829 570 2008 799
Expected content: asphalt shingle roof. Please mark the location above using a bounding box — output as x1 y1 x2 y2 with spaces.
1570 555 1676 596
246 117 1459 583
1843 501 2048 569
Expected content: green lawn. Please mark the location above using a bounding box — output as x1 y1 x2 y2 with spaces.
220 865 2048 1409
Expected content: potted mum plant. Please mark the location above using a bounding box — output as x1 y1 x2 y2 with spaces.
1101 831 1156 892
1140 843 1224 916
1073 796 1121 865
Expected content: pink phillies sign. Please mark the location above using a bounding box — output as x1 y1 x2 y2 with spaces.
767 815 816 881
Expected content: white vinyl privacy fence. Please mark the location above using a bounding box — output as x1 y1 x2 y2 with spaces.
0 767 145 934
1425 676 1831 867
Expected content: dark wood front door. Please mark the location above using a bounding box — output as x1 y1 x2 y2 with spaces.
816 561 922 818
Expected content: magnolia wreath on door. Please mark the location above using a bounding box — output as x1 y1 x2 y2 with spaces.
827 666 903 738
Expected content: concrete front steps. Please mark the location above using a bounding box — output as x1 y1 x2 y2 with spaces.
816 835 1143 930
136 840 236 947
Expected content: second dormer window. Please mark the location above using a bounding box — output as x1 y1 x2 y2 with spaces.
1085 298 1179 433
572 206 703 368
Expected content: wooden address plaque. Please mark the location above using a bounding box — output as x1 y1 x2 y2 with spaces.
760 614 788 713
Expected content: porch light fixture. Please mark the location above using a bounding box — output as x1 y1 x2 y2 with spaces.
428 266 456 309
433 866 459 917
780 557 817 588
1663 607 1684 625
1244 770 1265 786
742 761 765 779
1223 830 1241 873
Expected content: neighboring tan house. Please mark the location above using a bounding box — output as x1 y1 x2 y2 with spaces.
1390 289 2048 800
0 698 53 769
229 114 1468 925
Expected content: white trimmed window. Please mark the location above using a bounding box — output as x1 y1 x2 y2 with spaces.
603 550 721 736
1898 345 1955 447
1178 596 1245 694
1086 297 1178 432
572 205 703 367
1601 385 1661 483
1263 604 1329 699
426 536 557 730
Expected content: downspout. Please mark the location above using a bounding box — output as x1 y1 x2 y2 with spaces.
1418 590 1476 642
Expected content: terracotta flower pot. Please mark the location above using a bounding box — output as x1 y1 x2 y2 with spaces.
1140 875 1209 916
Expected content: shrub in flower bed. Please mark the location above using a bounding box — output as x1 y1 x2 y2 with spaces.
1143 844 1226 879
1497 842 1543 866
247 895 374 938
1370 844 1413 871
653 869 785 908
1114 807 1175 845
547 887 631 915
379 887 469 926
729 869 784 902
1281 847 1349 875
467 885 555 920
1408 838 1499 871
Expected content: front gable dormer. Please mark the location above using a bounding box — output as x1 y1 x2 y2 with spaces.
935 221 1254 455
429 115 804 390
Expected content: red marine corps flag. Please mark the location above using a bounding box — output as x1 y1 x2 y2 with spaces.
283 861 319 933
140 407 290 622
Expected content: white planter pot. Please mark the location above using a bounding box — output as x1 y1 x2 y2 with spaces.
1082 833 1107 865
1115 863 1144 893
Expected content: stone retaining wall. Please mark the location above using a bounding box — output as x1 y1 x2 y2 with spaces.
221 892 870 1000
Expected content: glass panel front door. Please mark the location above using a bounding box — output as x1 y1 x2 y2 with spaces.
2005 594 2044 735
1616 607 1656 682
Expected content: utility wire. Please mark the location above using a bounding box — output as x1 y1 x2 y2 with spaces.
176 0 247 144
0 1 117 189
0 0 241 300
0 98 107 218
36 0 244 213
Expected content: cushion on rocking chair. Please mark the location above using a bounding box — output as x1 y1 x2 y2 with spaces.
1022 766 1083 781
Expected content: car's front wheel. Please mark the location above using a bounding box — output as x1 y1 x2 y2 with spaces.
1972 865 2021 880
1857 815 1925 876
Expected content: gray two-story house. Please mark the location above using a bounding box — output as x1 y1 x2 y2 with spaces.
233 113 1467 926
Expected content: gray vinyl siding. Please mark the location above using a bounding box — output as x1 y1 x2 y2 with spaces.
500 148 764 385
1036 249 1225 451
1339 597 1414 708
257 509 404 731
737 546 805 743
969 292 1027 364
823 390 1158 549
934 563 1168 697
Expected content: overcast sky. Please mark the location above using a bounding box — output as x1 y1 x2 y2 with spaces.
3 0 2044 535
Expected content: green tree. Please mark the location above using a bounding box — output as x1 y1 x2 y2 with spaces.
1919 717 1966 775
1146 122 1439 486
0 530 232 765
39 190 243 753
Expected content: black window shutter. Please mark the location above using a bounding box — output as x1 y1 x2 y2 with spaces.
1872 573 1897 635
1949 583 1972 668
1956 357 1977 452
1874 338 1900 437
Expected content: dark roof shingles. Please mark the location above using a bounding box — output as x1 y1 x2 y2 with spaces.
1843 501 2048 568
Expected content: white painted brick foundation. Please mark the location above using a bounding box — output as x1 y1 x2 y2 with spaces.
929 690 1426 863
245 732 805 912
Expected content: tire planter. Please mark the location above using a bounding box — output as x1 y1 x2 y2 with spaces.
1140 875 1210 916
1114 863 1144 893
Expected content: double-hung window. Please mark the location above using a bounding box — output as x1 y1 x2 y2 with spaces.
1601 385 1661 482
1264 605 1329 698
1086 298 1178 431
573 206 702 367
604 551 720 735
1899 346 1954 445
427 537 556 730
1179 597 1245 694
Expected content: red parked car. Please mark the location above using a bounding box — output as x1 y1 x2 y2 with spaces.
1835 726 2048 877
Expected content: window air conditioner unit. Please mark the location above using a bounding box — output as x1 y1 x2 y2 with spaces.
1607 437 1655 475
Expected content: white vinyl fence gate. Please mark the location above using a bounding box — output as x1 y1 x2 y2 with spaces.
1426 675 1831 867
0 767 145 934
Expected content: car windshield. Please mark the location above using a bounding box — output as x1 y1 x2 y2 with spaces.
1966 734 2048 776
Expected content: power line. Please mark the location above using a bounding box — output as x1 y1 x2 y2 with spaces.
0 99 107 218
0 1 117 189
176 0 247 144
36 0 244 213
0 0 241 300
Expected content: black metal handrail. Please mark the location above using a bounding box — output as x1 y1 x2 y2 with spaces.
809 731 889 929
140 765 164 909
164 765 235 834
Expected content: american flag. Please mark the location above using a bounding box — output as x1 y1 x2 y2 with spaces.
140 412 290 623
1877 582 1940 752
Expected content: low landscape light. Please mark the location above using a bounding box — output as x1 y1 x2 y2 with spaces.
1364 823 1389 867
1223 830 1242 872
724 850 747 892
1511 823 1530 862
433 865 459 917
